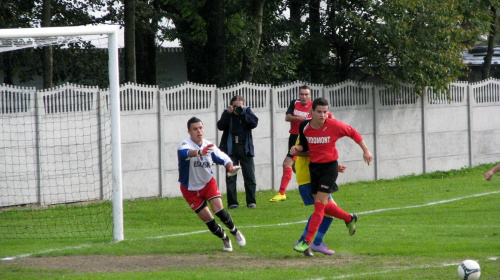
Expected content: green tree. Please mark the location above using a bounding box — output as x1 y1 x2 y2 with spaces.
0 0 111 88
124 0 137 83
0 1 36 85
481 1 500 79
160 0 269 86
280 0 494 92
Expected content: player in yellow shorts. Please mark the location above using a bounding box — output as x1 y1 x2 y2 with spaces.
293 138 346 256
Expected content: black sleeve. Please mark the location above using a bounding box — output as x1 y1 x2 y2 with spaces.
298 119 310 152
285 99 297 115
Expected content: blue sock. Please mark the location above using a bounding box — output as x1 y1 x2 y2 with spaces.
313 216 333 245
298 216 311 242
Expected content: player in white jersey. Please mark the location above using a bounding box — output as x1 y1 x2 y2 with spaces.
177 117 246 252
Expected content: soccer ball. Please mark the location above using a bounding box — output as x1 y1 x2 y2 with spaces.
457 259 481 280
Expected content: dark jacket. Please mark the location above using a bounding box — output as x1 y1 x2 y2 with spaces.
217 106 258 157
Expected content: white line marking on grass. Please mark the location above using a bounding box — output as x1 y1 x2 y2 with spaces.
0 244 91 261
128 221 311 241
310 261 494 280
129 230 209 241
2 191 499 262
308 262 461 280
358 190 500 215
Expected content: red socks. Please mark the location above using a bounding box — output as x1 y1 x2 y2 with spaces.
278 167 293 195
305 202 325 243
325 201 351 223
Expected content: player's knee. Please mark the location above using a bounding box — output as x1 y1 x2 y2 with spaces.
283 156 294 168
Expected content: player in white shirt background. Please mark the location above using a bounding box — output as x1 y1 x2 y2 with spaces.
177 117 246 252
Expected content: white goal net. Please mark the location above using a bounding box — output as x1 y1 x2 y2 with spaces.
0 25 123 242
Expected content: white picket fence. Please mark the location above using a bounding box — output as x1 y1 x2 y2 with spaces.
1 79 499 206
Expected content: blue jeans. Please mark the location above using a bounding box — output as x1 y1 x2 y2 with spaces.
225 143 257 207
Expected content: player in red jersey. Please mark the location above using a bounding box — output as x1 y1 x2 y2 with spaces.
291 97 373 252
269 85 313 202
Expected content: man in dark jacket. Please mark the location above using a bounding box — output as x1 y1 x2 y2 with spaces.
217 95 259 209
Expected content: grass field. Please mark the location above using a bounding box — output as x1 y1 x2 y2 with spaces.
1 164 499 279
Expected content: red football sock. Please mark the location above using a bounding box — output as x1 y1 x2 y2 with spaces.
325 201 351 223
278 167 293 195
305 202 325 243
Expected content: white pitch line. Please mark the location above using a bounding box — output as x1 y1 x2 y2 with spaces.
2 190 499 261
308 262 462 280
0 244 91 261
358 190 500 215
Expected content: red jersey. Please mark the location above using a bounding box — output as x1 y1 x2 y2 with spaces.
286 99 312 135
299 118 363 163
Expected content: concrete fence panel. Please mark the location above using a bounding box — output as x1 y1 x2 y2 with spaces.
217 82 273 194
1 78 500 207
159 82 218 198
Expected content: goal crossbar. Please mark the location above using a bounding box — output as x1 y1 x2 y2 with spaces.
0 25 124 242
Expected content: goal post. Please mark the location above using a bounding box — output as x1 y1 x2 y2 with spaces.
0 25 124 242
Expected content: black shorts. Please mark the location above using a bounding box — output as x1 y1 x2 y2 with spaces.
309 161 339 194
286 134 299 158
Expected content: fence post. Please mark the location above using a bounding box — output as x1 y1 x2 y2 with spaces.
421 87 428 174
97 89 104 200
270 87 276 191
158 88 165 197
467 83 473 167
35 89 43 206
215 87 221 188
372 85 379 180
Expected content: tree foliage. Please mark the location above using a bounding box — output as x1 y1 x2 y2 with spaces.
0 0 110 87
255 0 494 92
2 0 500 91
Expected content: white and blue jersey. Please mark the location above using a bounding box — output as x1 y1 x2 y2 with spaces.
177 137 232 191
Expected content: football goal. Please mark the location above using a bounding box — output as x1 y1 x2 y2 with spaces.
0 25 123 242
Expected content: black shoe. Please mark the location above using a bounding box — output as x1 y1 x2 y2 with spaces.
228 204 239 209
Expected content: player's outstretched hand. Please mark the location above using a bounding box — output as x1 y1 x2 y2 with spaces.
289 145 303 156
363 151 373 165
199 144 214 156
485 171 494 181
227 165 241 177
338 164 347 173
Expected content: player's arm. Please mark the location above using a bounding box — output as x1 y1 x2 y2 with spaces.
187 144 214 158
293 150 308 157
292 137 308 157
297 120 309 152
285 113 306 122
290 144 303 156
335 120 372 165
485 163 500 180
210 145 241 176
225 162 234 171
187 150 198 157
285 100 296 122
357 140 373 165
338 164 347 173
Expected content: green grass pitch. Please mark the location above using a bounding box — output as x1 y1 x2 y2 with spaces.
0 164 499 279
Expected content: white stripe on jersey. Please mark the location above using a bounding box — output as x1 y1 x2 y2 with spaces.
177 137 232 191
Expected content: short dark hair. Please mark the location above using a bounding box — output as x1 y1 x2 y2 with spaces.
312 97 328 110
299 85 311 92
230 95 244 105
187 117 202 130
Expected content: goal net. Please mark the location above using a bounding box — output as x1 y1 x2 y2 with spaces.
0 25 123 242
